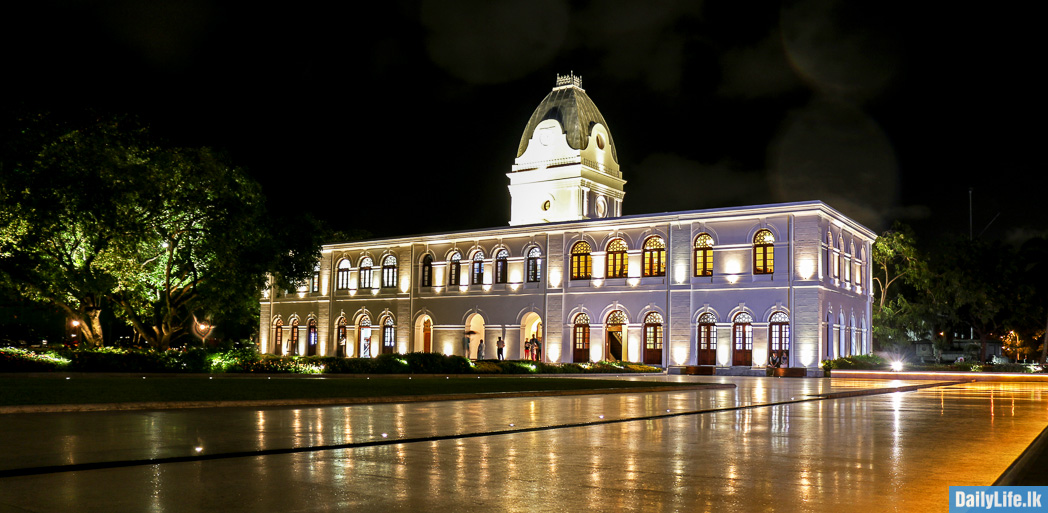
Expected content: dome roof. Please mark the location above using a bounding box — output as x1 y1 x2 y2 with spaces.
516 74 618 163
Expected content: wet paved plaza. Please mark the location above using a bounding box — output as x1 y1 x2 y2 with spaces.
1 376 1046 512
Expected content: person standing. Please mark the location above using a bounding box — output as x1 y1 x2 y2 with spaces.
496 337 505 360
462 334 471 360
533 337 542 362
477 339 485 360
524 338 532 361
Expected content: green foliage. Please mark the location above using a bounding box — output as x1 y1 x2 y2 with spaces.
0 347 71 372
821 354 887 370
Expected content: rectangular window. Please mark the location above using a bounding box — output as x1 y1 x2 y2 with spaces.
472 261 484 285
337 269 351 290
495 259 508 284
360 268 373 289
449 262 461 286
695 248 713 277
527 257 541 282
607 252 627 278
571 255 591 280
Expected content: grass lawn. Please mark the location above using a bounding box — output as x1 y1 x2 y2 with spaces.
0 376 700 406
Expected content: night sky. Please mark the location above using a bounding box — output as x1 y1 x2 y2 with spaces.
3 1 1041 245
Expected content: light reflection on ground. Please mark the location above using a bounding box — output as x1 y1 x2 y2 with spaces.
0 378 1045 512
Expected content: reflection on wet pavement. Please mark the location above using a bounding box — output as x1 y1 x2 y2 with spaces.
1 377 1045 512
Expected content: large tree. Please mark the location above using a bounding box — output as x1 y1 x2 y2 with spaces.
0 112 320 348
870 223 932 351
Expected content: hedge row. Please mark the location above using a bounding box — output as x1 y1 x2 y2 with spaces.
0 347 662 375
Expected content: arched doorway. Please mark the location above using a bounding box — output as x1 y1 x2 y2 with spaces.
643 312 664 364
769 312 790 367
415 315 433 353
521 312 542 361
381 316 395 355
572 313 590 363
732 313 753 366
464 313 485 359
272 319 283 356
336 317 347 357
358 315 373 358
307 319 318 356
697 313 717 366
289 319 300 356
605 310 627 362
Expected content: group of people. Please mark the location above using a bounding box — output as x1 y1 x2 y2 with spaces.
461 334 538 361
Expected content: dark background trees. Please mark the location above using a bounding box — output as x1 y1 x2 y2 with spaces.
0 110 323 348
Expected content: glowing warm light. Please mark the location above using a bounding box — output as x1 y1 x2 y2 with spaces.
890 361 904 372
726 275 740 284
592 278 603 288
798 259 815 280
673 346 688 365
482 284 492 292
434 268 444 284
71 320 80 327
510 283 520 291
459 285 468 292
547 342 561 362
799 350 814 367
349 289 357 296
371 288 379 295
753 348 768 367
627 277 640 287
400 277 410 293
509 270 522 283
674 265 687 284
724 258 742 275
433 286 444 293
549 270 562 288
443 343 453 355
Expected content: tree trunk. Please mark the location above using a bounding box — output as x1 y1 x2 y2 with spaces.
78 307 105 347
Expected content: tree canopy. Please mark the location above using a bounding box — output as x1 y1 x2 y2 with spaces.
0 112 321 348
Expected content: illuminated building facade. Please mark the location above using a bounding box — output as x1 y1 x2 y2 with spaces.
259 74 874 373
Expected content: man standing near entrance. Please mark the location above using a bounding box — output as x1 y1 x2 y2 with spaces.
462 333 471 360
496 337 505 360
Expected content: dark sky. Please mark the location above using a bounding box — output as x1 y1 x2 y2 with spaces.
3 0 1042 245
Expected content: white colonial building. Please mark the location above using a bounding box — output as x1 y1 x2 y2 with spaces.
259 74 875 374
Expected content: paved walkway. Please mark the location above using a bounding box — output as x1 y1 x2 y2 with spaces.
0 376 1045 512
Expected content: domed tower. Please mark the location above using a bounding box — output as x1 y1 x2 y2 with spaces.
508 73 626 226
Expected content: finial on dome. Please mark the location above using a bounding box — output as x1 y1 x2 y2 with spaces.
554 72 583 91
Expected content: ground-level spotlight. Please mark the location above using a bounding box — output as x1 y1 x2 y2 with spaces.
890 361 904 372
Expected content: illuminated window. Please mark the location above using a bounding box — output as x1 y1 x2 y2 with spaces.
768 312 790 367
359 257 374 289
448 252 461 286
382 316 395 354
336 259 351 290
642 236 666 277
732 312 753 366
336 317 347 357
382 255 397 288
607 310 628 325
753 230 774 275
606 238 628 279
310 264 320 293
471 251 485 285
273 319 283 355
834 236 842 280
697 312 717 365
694 233 714 277
526 247 542 282
307 318 318 356
495 249 509 284
844 243 853 283
573 313 590 360
570 241 592 280
421 254 433 287
289 318 300 356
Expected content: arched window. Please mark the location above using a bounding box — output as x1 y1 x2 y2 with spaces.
732 312 753 366
833 236 841 280
570 241 592 280
860 318 868 354
273 319 283 355
697 312 717 365
359 257 374 289
694 233 714 277
336 259 352 290
307 318 318 356
850 316 858 355
382 316 395 354
526 247 542 282
495 249 509 284
448 252 462 286
769 312 790 367
573 313 590 362
642 236 666 277
420 254 433 287
471 251 485 285
382 255 397 288
643 312 663 364
826 311 835 360
855 248 865 290
606 238 628 279
310 264 320 293
336 317 347 357
753 230 774 275
290 318 300 356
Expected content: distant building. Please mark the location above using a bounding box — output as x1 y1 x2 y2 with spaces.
260 74 874 373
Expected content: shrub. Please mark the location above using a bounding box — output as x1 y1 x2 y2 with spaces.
822 354 887 371
0 347 71 372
